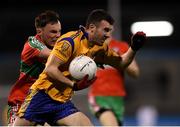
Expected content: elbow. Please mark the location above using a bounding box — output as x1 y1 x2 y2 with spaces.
44 65 54 78
133 69 140 78
126 67 140 78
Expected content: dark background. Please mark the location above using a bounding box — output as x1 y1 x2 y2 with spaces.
0 0 180 125
0 0 180 52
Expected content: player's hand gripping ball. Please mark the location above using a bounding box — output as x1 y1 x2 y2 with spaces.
131 31 146 51
69 55 97 80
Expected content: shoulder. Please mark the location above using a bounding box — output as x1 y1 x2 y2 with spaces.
56 30 82 51
28 36 46 50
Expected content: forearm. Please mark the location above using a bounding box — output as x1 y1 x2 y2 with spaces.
39 47 51 59
121 31 146 72
126 59 140 78
120 47 136 69
44 66 74 87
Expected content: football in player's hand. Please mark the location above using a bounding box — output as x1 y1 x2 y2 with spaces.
69 55 97 80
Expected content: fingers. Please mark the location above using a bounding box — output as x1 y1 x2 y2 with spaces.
131 31 146 51
84 74 89 79
136 31 146 36
88 76 97 83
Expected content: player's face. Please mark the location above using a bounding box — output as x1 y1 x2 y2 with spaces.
90 20 113 46
41 21 61 48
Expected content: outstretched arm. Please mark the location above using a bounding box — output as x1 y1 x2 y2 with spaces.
120 32 146 69
93 31 146 70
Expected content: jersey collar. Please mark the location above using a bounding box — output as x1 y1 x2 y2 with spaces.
79 25 88 40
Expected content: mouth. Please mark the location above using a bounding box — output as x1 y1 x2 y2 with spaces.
96 40 104 46
100 40 104 44
101 38 106 43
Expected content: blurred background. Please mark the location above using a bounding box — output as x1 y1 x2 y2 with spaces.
0 0 180 125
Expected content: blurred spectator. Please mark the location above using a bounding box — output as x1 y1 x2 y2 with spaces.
136 105 158 126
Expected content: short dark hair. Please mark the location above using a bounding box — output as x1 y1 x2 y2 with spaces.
86 9 114 28
35 10 60 28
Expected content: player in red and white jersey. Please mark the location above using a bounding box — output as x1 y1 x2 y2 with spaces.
6 10 61 126
88 38 140 126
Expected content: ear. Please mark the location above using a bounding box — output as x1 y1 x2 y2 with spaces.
36 28 42 34
89 24 96 33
